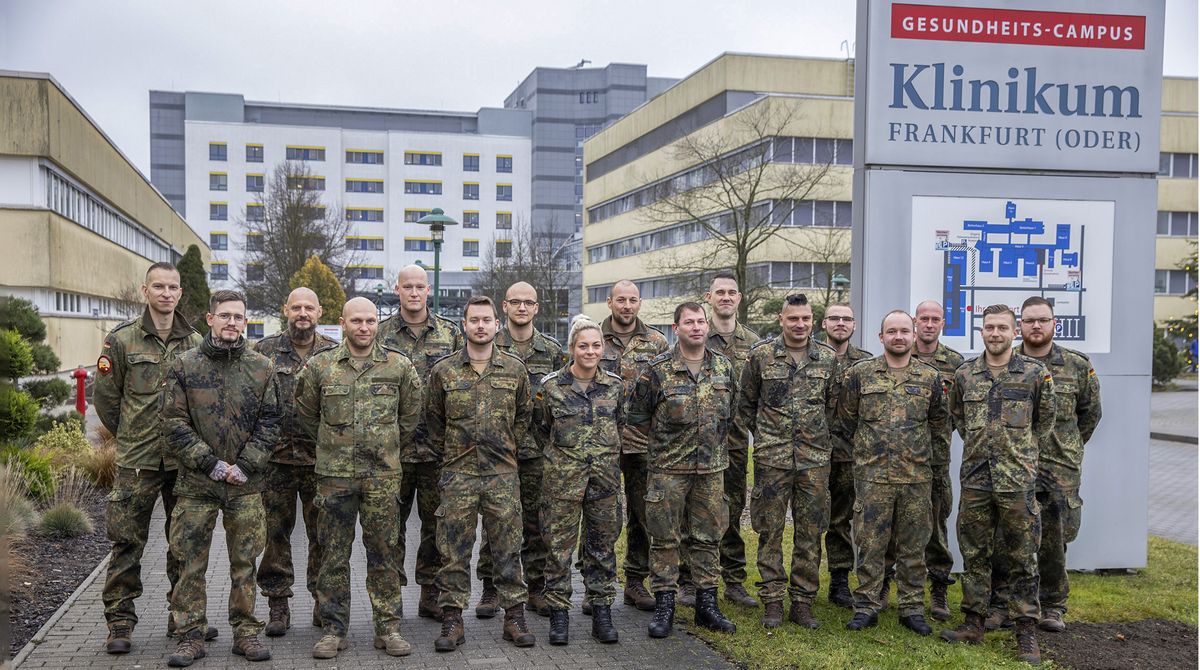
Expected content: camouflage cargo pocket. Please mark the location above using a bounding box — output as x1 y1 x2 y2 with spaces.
1001 387 1032 428
1064 490 1083 544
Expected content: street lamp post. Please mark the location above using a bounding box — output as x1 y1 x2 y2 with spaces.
374 282 385 320
417 208 458 315
831 272 850 303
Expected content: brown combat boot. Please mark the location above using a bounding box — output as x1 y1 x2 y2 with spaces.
1039 609 1065 633
761 601 784 629
503 603 537 647
167 632 207 667
941 612 985 644
624 579 656 611
231 635 272 662
929 581 952 622
1015 618 1042 665
725 582 758 607
435 607 465 652
419 584 443 620
105 621 133 654
475 580 500 619
527 578 550 617
264 597 290 637
678 582 697 608
788 600 819 629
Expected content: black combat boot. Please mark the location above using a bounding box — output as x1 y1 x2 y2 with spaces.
647 591 676 638
548 609 569 646
694 587 736 633
828 569 853 609
846 611 879 630
900 613 933 636
591 603 619 643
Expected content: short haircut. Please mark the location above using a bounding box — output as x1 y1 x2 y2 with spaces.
609 279 638 298
145 262 178 279
879 309 914 332
209 289 245 312
710 271 738 287
567 314 602 348
982 303 1016 323
1020 296 1055 315
673 301 706 324
464 294 497 318
783 293 809 307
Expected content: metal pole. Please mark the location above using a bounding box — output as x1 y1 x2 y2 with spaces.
432 239 442 315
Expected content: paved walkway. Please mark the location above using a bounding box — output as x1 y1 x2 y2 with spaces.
1149 438 1199 545
12 506 734 669
1150 390 1198 442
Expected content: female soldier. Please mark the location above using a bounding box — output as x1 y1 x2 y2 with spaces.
535 315 625 646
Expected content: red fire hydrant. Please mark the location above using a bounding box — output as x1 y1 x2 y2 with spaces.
73 366 89 414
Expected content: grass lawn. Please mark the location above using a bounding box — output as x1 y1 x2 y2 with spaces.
616 532 1197 669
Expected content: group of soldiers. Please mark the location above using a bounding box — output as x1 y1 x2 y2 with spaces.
95 261 1100 667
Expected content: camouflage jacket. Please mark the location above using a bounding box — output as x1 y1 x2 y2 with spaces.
735 337 839 471
162 336 281 499
835 356 950 484
532 365 625 462
820 336 873 462
426 346 531 477
914 342 966 464
378 310 464 462
1017 343 1103 491
253 331 339 465
294 340 423 478
94 309 203 471
707 321 760 450
951 354 1056 493
600 316 668 454
628 345 736 475
496 327 567 460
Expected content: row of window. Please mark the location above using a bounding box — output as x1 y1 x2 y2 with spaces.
210 173 507 200
211 201 513 228
1158 211 1198 237
209 143 514 172
45 168 174 263
1159 152 1198 179
586 136 853 224
1155 269 1196 295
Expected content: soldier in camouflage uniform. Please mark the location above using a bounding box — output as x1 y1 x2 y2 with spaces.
986 297 1102 634
377 265 464 619
476 282 566 618
679 273 759 609
534 315 624 645
941 305 1055 667
95 262 205 654
295 298 423 659
912 300 965 621
254 288 338 637
738 294 839 629
629 301 738 639
836 310 949 637
162 290 281 666
429 296 536 651
818 303 873 609
600 280 668 611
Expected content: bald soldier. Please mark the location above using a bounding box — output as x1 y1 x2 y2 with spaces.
378 265 464 619
255 288 339 636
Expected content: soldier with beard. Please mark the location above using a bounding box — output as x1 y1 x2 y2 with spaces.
254 288 338 636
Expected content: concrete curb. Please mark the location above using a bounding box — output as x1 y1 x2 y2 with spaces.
11 552 111 669
1151 432 1199 445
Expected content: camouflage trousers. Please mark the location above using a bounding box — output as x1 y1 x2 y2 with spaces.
169 493 266 639
646 471 729 593
258 463 320 600
853 480 932 616
621 452 651 583
435 471 526 610
103 465 179 626
680 447 750 588
315 475 403 636
925 463 955 585
478 456 547 588
957 487 1041 620
540 454 622 609
750 464 830 605
825 459 856 572
988 487 1082 616
397 459 441 587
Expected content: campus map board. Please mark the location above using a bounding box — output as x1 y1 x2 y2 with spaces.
909 196 1114 354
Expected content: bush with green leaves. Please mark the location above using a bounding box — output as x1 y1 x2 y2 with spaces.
34 410 85 438
34 422 92 469
0 384 39 441
24 378 72 407
0 328 33 380
1153 327 1183 386
0 297 47 343
30 343 61 374
1 443 55 501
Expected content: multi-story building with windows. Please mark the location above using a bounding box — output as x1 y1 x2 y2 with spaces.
0 71 208 370
1155 78 1198 326
150 90 531 334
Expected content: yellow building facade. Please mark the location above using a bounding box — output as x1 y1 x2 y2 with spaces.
582 54 1196 333
0 72 208 370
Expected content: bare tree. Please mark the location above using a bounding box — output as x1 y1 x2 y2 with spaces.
110 284 144 319
472 218 574 341
237 161 359 313
640 99 838 322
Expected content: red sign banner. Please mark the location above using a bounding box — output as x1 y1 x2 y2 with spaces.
891 3 1146 50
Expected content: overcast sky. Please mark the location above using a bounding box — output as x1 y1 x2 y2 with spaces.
2 0 1195 177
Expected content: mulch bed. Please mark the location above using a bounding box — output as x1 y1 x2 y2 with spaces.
1042 620 1199 670
7 489 111 658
